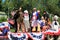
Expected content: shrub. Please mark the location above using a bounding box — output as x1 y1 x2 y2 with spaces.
0 17 7 23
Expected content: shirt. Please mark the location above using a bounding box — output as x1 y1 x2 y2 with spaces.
24 13 29 20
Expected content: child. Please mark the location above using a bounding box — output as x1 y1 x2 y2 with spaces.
37 16 45 32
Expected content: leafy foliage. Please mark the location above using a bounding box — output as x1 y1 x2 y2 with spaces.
0 17 7 23
0 0 60 16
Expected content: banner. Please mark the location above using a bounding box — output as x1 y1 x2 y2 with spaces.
26 32 44 40
8 29 60 40
9 33 28 40
43 29 60 36
8 32 45 40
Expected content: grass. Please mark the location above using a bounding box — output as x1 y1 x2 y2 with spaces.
10 28 15 32
0 17 7 23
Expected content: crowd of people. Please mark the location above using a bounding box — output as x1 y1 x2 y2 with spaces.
9 7 60 33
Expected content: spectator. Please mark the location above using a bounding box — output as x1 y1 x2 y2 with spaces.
43 11 49 22
52 15 59 31
13 10 20 32
31 12 37 32
30 8 37 21
33 8 37 12
42 22 49 32
37 16 45 31
37 10 41 20
17 7 25 32
30 8 38 32
10 9 19 32
23 10 30 32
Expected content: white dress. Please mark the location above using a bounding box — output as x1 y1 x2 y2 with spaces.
52 21 59 31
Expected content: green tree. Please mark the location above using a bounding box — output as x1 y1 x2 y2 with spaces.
1 0 60 16
46 0 60 16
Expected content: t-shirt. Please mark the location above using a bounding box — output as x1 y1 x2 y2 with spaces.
32 12 37 20
43 13 49 20
36 12 41 20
